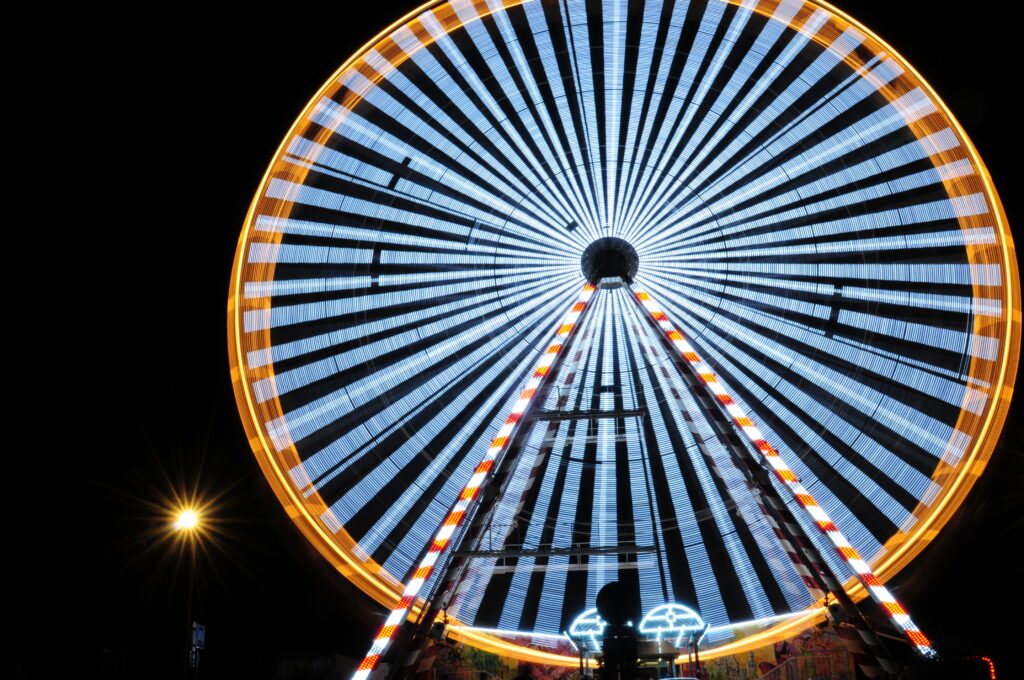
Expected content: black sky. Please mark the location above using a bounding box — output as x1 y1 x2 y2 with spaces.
17 3 1021 679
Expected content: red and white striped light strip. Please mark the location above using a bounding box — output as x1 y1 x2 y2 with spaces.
630 287 936 659
351 284 598 680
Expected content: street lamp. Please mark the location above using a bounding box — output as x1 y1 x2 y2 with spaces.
174 509 200 532
172 506 204 677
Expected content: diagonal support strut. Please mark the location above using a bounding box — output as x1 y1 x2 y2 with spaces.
396 284 600 673
627 285 936 660
351 283 598 680
634 312 897 676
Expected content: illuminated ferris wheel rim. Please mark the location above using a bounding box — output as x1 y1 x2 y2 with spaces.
228 0 1020 664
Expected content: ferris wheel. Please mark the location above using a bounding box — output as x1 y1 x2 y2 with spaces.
229 0 1019 675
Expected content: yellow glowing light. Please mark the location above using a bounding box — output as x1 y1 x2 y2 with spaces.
174 509 200 531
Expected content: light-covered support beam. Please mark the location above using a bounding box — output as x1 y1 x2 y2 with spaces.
628 287 936 660
351 283 598 680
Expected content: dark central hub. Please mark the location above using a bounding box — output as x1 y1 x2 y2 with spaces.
581 237 639 283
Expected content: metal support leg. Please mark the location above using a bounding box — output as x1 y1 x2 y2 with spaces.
640 324 896 677
397 299 597 674
350 284 598 680
628 285 935 664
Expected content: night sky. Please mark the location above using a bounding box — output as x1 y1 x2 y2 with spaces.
18 3 1021 679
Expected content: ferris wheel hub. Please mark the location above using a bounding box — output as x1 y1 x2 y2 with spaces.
581 237 639 283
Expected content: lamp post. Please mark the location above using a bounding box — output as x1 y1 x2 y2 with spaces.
173 508 202 678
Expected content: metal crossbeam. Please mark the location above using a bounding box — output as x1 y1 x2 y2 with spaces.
526 408 645 421
452 544 656 558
